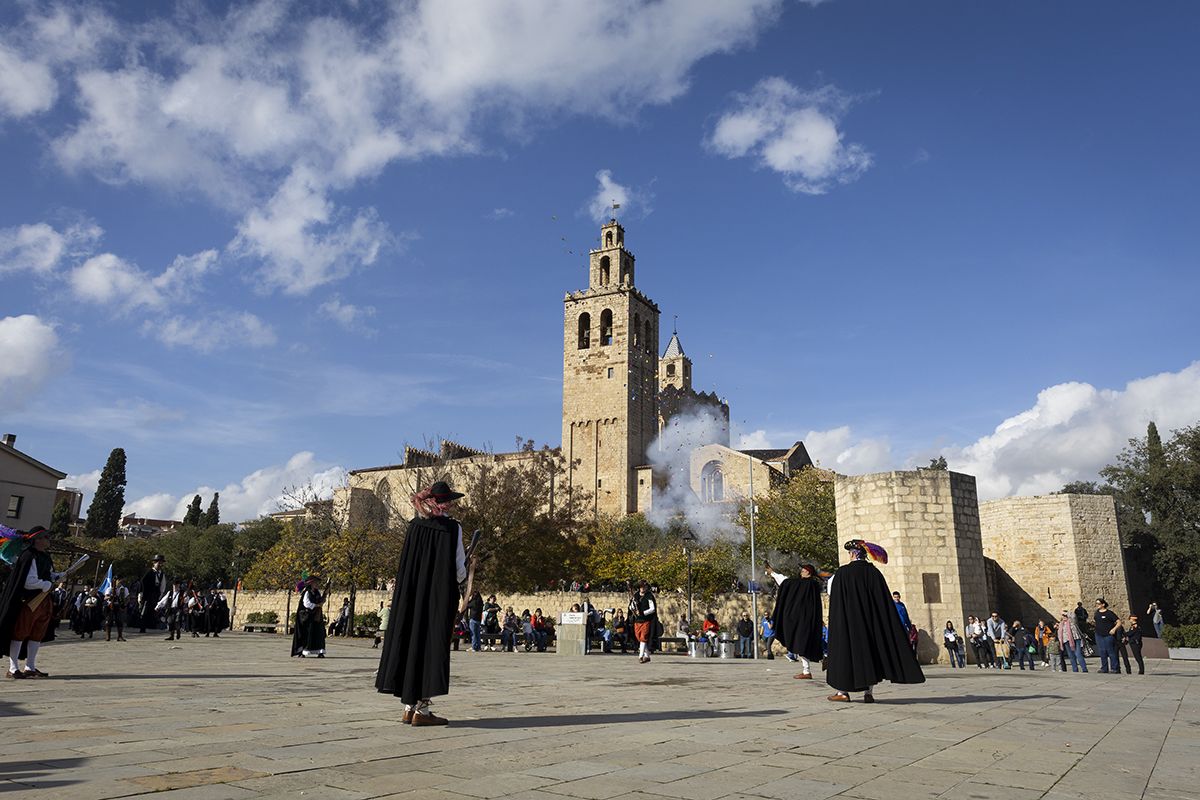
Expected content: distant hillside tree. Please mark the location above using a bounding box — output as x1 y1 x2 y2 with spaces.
50 499 73 537
201 493 220 528
183 495 203 526
84 448 127 539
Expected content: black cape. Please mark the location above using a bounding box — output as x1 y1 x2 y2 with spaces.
826 559 925 692
0 549 53 652
376 515 459 705
291 587 327 656
770 575 825 661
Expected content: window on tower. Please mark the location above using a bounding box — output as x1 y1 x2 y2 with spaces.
633 313 641 347
667 363 676 377
606 231 613 247
577 312 591 349
620 258 632 285
600 309 613 345
599 255 610 285
644 320 652 352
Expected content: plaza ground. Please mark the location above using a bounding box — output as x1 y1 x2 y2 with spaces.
2 632 1197 800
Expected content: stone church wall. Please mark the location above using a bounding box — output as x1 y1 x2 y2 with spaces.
978 494 1131 623
833 470 990 665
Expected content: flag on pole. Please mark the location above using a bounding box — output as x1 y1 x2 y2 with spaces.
99 564 113 596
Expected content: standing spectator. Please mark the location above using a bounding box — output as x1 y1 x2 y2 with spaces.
892 592 911 632
328 597 350 637
482 594 502 651
760 613 775 660
1125 614 1145 674
1009 620 1036 671
1093 598 1121 675
1147 603 1164 638
986 611 1008 669
1112 615 1133 675
1034 620 1053 667
1057 609 1088 672
103 578 129 643
967 616 992 668
736 613 753 658
943 621 965 668
1046 629 1063 671
907 623 919 656
373 601 389 649
466 591 484 652
1074 602 1091 639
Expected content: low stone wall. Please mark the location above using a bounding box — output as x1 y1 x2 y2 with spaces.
229 588 772 634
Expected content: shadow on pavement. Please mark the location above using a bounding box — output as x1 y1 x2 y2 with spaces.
460 708 787 729
0 757 90 793
54 673 276 681
881 693 1066 705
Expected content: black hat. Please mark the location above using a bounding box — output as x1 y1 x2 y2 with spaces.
27 525 48 538
152 554 165 563
429 481 464 502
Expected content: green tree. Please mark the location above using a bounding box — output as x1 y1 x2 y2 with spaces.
50 499 73 537
583 514 738 598
201 493 220 528
738 466 838 571
84 448 127 538
183 495 203 527
925 456 949 470
1055 481 1109 495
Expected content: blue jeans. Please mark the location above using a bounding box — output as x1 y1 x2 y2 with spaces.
1016 647 1036 670
1064 641 1088 672
469 619 482 651
946 645 964 667
738 637 752 658
1153 620 1163 638
1096 634 1118 673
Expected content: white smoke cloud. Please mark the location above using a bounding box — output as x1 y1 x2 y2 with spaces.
645 407 742 543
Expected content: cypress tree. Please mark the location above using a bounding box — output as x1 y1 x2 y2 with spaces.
50 499 73 537
201 493 220 528
83 448 127 539
184 495 203 526
1146 421 1170 525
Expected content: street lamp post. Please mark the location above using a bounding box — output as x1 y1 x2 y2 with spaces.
682 528 697 629
748 454 759 659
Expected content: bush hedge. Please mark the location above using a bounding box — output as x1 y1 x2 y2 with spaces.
1162 624 1200 649
354 612 380 630
246 611 279 624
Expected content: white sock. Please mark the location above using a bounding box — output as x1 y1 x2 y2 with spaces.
800 657 811 675
25 642 39 670
7 641 20 673
415 700 431 715
639 642 648 658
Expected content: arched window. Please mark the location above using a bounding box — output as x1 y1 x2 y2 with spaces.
606 231 614 247
701 461 725 503
599 256 610 285
633 313 641 347
577 312 591 349
666 363 676 377
644 320 652 352
620 258 632 285
600 309 613 346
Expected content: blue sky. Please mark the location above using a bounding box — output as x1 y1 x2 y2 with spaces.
2 1 1198 520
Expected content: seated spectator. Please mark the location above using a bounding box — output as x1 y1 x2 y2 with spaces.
675 615 690 653
702 613 720 657
530 608 549 652
500 607 520 652
613 611 629 654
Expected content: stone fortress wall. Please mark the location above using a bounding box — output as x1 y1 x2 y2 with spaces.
978 493 1131 625
833 470 990 665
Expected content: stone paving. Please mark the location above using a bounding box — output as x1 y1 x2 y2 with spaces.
1 633 1197 800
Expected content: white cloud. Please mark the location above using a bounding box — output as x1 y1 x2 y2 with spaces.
230 166 389 295
0 221 101 276
487 207 513 220
0 315 62 411
737 424 893 474
150 311 277 353
707 78 872 194
58 468 102 514
319 296 377 334
0 42 56 118
68 249 218 310
947 362 1200 500
585 169 635 224
124 451 347 523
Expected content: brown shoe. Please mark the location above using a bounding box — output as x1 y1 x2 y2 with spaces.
411 712 448 727
827 693 850 702
402 708 414 724
5 670 23 680
794 673 813 679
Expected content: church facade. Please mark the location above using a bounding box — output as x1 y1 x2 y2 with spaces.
335 219 801 525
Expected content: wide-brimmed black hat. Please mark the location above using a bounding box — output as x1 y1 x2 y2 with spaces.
429 480 464 502
152 554 165 562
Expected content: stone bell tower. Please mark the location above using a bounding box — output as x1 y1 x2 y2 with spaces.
562 220 660 517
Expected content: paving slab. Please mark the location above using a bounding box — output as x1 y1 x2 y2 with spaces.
0 632 1195 799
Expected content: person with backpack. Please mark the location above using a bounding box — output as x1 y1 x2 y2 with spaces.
1009 620 1036 671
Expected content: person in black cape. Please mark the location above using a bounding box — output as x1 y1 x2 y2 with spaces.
826 539 924 703
291 574 327 657
765 562 825 680
376 480 467 727
2 527 61 679
139 554 168 633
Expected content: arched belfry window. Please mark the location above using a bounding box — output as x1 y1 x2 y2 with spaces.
600 309 613 346
599 256 610 285
577 312 591 349
644 320 652 352
633 313 641 347
667 363 676 377
620 258 632 285
606 231 614 247
701 461 725 503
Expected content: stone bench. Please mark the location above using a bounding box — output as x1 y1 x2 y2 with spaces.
243 624 279 633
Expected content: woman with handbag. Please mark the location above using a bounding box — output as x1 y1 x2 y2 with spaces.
943 621 965 668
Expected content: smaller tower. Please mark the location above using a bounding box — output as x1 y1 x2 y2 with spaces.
659 327 692 392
